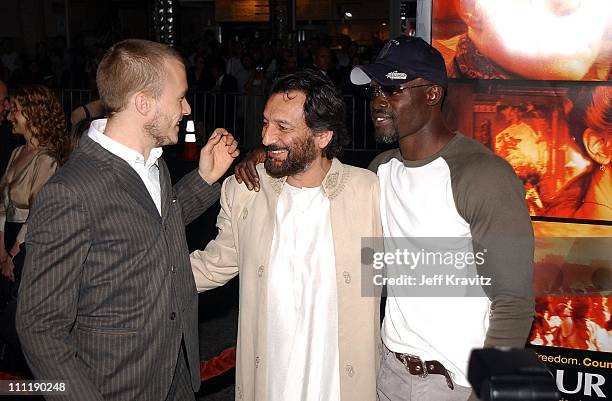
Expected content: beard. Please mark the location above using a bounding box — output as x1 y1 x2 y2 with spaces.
375 127 399 144
144 109 177 147
264 133 318 178
372 109 399 144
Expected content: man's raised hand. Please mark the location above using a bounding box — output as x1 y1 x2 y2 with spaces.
198 128 240 184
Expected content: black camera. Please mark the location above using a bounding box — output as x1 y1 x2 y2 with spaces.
468 348 559 401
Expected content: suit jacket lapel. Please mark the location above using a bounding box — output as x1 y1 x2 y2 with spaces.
111 159 161 220
79 134 161 221
159 159 173 222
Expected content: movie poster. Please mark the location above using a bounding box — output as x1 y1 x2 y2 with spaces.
530 222 611 351
431 0 611 81
429 1 611 400
529 346 611 400
443 82 611 222
528 222 611 400
433 0 611 222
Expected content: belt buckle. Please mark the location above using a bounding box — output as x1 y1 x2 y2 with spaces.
405 354 428 378
418 359 428 378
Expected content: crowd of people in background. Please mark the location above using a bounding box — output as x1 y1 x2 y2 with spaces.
0 33 385 97
0 33 384 152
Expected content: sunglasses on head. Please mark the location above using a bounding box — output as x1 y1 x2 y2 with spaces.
365 83 431 100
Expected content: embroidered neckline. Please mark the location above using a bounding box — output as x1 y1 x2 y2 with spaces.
267 159 349 199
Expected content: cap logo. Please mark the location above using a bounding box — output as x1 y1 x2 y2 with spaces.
386 71 407 80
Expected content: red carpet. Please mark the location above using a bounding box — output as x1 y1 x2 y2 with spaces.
199 347 236 381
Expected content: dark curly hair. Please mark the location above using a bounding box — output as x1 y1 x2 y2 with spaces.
11 85 70 164
270 69 348 159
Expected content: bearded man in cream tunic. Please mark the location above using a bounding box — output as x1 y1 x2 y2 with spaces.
191 70 382 401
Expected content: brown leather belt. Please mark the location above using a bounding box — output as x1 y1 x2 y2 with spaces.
394 352 455 390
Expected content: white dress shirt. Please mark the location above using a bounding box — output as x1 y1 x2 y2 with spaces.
266 183 341 401
87 119 163 214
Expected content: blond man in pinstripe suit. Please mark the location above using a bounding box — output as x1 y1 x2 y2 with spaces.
16 39 239 401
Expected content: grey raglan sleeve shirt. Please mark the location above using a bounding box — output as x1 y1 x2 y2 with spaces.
449 152 535 348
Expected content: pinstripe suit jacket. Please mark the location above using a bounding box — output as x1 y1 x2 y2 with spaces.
16 134 221 401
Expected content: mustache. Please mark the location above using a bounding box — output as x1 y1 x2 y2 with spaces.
265 145 289 152
371 109 394 119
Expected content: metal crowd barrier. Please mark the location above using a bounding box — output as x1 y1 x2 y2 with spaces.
58 89 386 152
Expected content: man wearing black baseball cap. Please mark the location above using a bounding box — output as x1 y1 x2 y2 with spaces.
350 36 448 88
352 36 534 401
231 36 534 401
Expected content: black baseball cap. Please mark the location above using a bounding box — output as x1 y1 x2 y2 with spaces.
351 36 448 87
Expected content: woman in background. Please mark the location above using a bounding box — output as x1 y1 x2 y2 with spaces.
0 85 69 372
